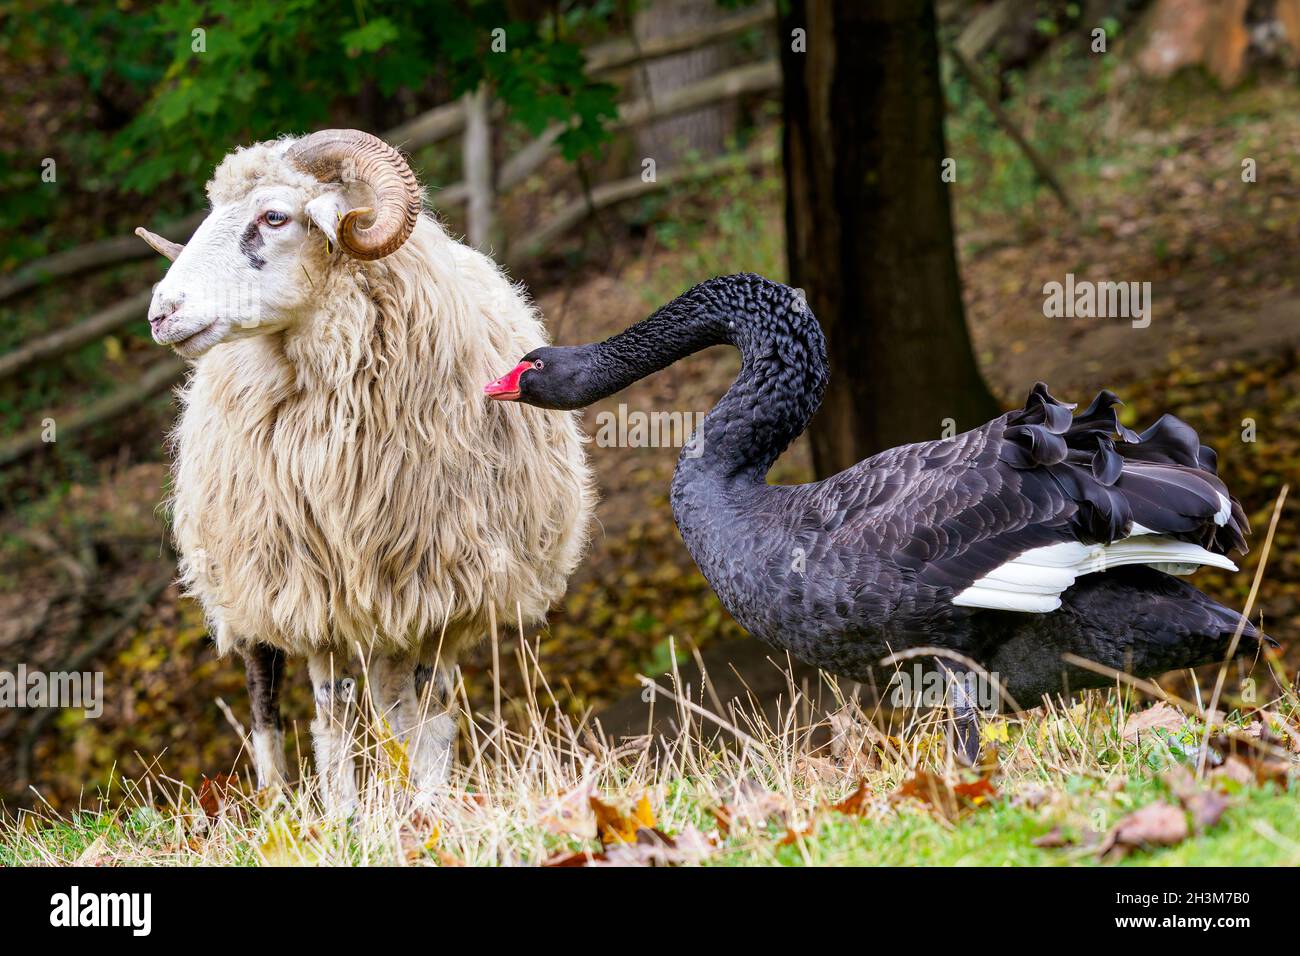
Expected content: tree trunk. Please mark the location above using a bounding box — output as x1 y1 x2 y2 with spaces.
780 0 999 476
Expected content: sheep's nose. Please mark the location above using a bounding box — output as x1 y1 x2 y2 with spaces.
149 293 184 329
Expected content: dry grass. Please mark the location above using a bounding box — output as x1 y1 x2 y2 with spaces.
2 633 1297 867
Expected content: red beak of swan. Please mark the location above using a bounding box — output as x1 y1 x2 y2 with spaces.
484 361 534 401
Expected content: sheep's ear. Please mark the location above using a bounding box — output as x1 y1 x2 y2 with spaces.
304 191 350 247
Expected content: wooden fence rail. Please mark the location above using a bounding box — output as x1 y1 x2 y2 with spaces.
0 11 782 465
0 357 185 467
0 290 153 381
0 54 780 385
1 4 778 305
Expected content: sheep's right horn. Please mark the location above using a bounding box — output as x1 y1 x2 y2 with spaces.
135 226 184 261
286 129 421 260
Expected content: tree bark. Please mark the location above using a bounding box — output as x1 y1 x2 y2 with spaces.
780 0 998 476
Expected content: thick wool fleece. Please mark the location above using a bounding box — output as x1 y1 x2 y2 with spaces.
169 140 595 662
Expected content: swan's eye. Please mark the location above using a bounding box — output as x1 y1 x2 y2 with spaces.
532 360 544 371
264 210 290 227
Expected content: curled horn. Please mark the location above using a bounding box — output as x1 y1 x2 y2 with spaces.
286 129 421 260
135 226 184 261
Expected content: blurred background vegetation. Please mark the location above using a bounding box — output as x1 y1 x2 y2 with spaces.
1 0 1298 810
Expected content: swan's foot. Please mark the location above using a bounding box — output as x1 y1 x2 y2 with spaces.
952 702 982 768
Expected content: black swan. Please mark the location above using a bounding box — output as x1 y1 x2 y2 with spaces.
485 274 1267 758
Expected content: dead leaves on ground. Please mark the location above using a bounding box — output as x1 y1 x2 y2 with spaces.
1098 801 1191 859
1035 761 1253 861
711 777 788 836
893 771 998 823
1121 701 1188 743
539 785 716 867
195 773 242 822
1206 730 1295 787
535 769 998 865
530 704 1295 866
740 770 1001 850
1094 768 1229 860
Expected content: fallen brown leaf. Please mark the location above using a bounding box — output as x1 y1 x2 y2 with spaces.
1211 755 1256 787
1099 801 1189 859
551 825 717 868
537 783 597 840
1121 701 1186 742
1185 790 1230 831
1208 733 1294 786
1031 826 1073 848
1160 764 1199 803
591 793 656 846
831 779 872 816
196 773 241 821
713 778 786 835
541 849 606 867
893 771 998 822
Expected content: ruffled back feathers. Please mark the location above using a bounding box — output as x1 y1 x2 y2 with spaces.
1001 383 1249 552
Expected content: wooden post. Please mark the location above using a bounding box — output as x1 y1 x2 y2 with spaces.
463 85 495 251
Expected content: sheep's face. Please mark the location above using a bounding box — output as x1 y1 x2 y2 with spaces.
142 129 423 360
147 182 352 360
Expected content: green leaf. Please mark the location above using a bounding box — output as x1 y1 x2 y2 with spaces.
341 17 400 57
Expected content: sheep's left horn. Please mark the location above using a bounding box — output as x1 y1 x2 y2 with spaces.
135 226 184 261
286 129 421 260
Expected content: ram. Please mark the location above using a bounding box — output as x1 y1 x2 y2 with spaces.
137 129 593 810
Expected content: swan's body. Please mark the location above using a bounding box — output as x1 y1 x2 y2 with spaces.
487 274 1265 714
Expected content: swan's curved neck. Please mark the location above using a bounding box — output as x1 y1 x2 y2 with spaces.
586 274 828 485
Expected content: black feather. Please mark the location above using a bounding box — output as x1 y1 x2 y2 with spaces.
511 276 1264 708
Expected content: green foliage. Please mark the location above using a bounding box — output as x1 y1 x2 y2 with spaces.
637 155 785 306
1 0 617 261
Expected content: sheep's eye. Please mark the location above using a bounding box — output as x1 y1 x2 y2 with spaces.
264 210 289 227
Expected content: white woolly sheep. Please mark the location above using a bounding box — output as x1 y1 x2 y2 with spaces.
136 129 594 810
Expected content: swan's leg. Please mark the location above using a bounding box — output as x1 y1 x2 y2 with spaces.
938 662 982 767
242 643 287 788
308 652 360 816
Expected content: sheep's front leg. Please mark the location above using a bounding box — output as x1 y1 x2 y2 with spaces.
412 661 458 790
308 652 360 815
367 655 457 797
242 643 288 788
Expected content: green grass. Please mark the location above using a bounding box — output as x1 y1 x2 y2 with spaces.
736 781 1299 867
2 678 1296 867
